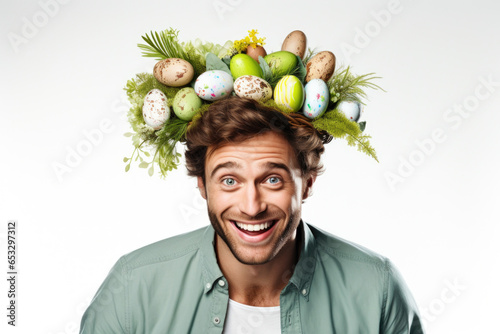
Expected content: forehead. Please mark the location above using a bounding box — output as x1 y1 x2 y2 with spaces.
205 132 299 174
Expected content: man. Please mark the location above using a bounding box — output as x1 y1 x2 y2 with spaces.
80 97 423 333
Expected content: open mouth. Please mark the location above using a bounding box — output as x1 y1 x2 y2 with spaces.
232 220 277 235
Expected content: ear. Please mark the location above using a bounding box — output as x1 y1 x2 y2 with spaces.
302 174 317 200
197 176 207 200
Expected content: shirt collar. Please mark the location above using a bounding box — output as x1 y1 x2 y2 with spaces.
288 221 317 300
199 225 224 294
198 221 318 298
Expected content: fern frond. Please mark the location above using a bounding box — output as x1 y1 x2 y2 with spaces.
313 109 378 161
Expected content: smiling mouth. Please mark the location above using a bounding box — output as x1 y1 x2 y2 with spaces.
232 220 277 234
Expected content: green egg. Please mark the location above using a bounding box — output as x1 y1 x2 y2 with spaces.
230 54 263 79
264 51 297 77
173 88 203 121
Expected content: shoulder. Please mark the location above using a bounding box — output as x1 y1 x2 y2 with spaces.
118 225 211 272
301 223 424 332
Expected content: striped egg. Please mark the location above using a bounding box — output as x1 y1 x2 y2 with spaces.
273 75 304 112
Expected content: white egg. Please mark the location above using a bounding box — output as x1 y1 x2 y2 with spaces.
194 70 233 101
302 79 329 119
142 89 170 130
337 101 362 122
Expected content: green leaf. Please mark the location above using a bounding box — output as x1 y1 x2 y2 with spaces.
206 52 231 75
139 161 149 168
222 56 232 67
258 56 272 82
148 165 154 176
123 157 130 162
359 121 366 132
143 151 151 157
124 132 134 137
125 164 130 172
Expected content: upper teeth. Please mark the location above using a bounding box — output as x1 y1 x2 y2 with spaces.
236 221 271 231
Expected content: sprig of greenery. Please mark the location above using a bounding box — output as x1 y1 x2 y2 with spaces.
123 118 189 177
327 66 384 105
302 48 318 64
138 28 190 60
153 118 189 177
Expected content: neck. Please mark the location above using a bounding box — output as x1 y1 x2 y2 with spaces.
215 227 302 307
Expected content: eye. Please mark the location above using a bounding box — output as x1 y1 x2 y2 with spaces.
222 178 237 186
267 176 281 185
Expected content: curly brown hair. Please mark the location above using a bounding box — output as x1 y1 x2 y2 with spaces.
185 97 331 183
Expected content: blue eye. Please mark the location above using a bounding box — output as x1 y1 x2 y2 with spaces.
223 178 236 186
268 177 281 184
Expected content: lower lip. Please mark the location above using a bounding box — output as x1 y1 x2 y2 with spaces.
231 220 277 244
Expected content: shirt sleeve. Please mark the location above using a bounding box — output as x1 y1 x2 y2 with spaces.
380 259 424 334
79 257 129 334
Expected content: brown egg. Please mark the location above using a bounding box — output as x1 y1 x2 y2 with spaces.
305 51 336 82
153 58 194 87
246 45 267 62
281 30 307 59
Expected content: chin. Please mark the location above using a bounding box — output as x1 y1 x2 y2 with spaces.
209 209 300 266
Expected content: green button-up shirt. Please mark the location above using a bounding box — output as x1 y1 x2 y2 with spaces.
80 222 423 333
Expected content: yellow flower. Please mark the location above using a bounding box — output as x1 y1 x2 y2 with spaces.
233 29 266 53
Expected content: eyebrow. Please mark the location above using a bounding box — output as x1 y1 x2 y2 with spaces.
210 161 240 179
209 161 292 179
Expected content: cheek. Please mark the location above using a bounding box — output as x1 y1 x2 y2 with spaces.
206 186 235 211
268 188 300 210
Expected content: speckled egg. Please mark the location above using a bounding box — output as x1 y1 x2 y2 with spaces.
274 75 304 112
153 58 194 87
305 51 336 83
302 79 329 119
173 88 203 121
234 75 272 102
281 30 307 59
142 89 170 130
337 101 362 122
194 70 234 101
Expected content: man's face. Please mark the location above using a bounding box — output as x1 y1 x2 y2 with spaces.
198 131 314 265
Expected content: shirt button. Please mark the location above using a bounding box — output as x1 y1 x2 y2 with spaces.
218 280 226 287
205 283 211 290
302 289 307 296
213 316 220 324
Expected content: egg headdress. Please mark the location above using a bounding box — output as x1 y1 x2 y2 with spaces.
124 28 382 177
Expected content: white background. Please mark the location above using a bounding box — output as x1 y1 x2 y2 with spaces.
1 0 499 333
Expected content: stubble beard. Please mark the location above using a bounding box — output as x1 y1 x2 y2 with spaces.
207 206 300 266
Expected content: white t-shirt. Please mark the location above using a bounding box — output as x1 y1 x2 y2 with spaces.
223 299 281 334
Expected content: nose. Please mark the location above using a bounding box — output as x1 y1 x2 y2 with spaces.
238 182 267 218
